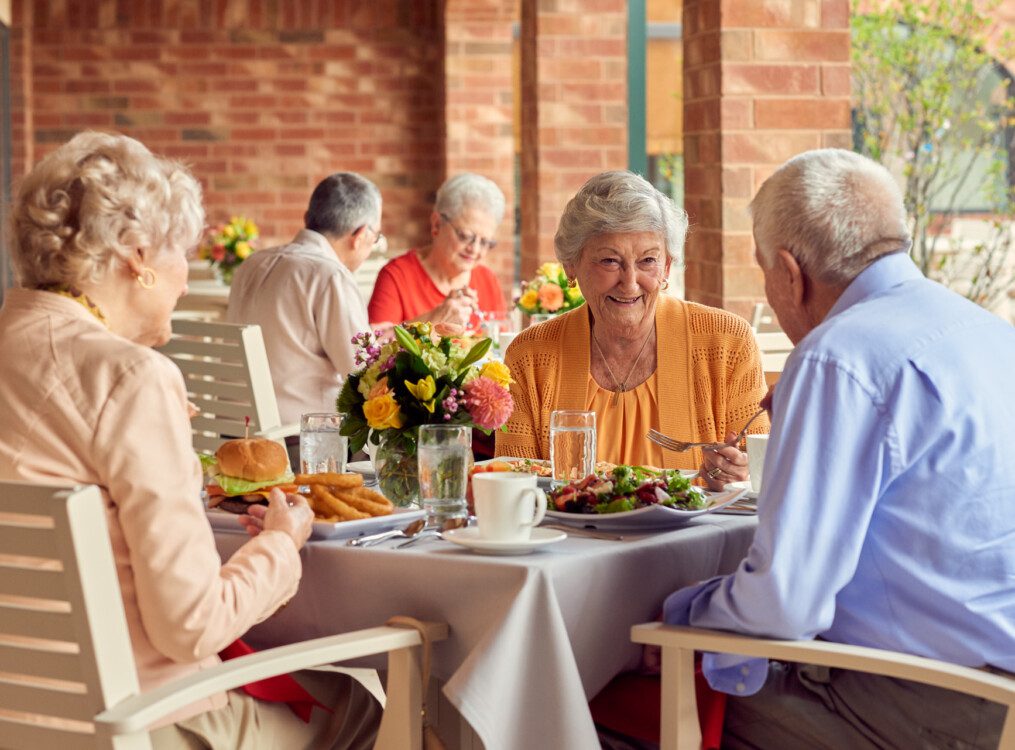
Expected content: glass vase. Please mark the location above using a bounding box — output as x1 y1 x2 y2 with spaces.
374 431 420 508
212 264 234 286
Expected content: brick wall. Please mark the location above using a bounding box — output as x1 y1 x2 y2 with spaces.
682 0 851 319
518 0 628 280
444 0 518 290
9 0 447 297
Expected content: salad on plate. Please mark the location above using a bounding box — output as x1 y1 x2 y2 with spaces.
550 465 708 515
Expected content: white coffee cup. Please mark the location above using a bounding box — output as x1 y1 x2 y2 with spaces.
746 434 770 493
472 473 547 542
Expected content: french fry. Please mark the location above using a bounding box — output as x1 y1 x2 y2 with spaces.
310 484 369 521
295 472 363 489
342 486 394 516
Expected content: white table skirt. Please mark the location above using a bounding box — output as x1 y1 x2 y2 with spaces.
215 515 756 750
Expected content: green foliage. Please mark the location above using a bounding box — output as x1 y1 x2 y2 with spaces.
852 0 1015 309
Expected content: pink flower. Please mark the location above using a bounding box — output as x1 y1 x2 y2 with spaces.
463 377 514 430
211 243 227 262
537 283 564 312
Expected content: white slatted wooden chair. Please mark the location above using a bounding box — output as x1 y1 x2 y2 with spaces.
157 319 297 454
754 330 794 387
0 480 446 749
631 623 1015 750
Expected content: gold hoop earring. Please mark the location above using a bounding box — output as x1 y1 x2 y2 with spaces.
136 267 157 289
661 278 670 291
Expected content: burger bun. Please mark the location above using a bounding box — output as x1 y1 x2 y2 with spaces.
215 438 289 482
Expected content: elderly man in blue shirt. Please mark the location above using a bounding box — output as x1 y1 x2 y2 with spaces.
664 149 1015 748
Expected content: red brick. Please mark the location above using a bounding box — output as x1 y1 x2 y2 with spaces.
821 64 851 97
723 131 822 163
753 29 850 63
754 98 851 129
724 63 820 95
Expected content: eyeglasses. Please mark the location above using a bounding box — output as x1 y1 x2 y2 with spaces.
360 225 387 255
440 213 497 251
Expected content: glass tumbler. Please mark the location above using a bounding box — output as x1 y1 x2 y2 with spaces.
549 410 597 487
417 424 472 524
300 413 347 474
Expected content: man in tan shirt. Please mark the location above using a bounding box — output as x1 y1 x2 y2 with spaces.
227 173 384 432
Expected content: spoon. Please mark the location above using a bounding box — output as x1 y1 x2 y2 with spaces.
396 517 469 549
347 518 427 547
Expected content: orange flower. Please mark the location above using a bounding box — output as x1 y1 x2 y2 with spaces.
537 283 564 312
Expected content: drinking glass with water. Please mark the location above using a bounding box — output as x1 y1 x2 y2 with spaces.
300 413 347 474
417 424 471 524
549 410 596 487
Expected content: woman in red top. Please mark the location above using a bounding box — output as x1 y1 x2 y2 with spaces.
368 173 508 330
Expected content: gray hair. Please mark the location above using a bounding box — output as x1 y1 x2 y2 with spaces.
554 171 688 267
434 173 506 226
304 172 382 237
749 149 910 286
12 131 204 289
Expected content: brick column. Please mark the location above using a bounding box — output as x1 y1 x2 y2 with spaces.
518 0 628 280
682 0 851 318
443 0 518 294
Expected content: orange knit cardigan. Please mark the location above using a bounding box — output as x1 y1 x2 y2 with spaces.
495 296 770 469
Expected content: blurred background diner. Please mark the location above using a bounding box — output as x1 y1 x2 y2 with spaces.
0 131 379 749
368 173 508 332
497 171 769 488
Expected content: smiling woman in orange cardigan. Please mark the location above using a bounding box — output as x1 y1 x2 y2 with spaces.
496 172 768 488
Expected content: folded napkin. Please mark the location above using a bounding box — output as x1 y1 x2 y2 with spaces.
219 638 331 722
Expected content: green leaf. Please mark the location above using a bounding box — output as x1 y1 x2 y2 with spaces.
458 337 492 370
393 325 422 357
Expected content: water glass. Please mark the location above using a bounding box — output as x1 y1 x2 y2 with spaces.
549 410 596 487
300 413 347 474
417 424 471 524
529 313 556 327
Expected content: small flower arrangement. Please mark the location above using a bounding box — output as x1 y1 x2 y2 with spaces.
515 261 585 316
198 215 259 284
338 322 515 504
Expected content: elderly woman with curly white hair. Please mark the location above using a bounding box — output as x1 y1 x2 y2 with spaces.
497 170 768 486
0 132 378 749
368 172 508 329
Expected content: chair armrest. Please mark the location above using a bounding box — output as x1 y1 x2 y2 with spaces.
631 623 1015 705
95 622 448 734
257 423 299 442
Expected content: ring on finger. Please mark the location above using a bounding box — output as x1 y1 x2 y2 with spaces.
707 467 722 479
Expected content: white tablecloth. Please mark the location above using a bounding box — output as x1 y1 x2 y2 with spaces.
215 515 756 750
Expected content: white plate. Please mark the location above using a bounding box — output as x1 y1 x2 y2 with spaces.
207 506 425 541
346 460 376 478
443 526 567 555
714 482 758 515
543 488 746 531
478 457 698 489
723 481 758 501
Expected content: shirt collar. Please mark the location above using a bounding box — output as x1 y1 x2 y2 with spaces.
294 228 340 259
826 251 923 320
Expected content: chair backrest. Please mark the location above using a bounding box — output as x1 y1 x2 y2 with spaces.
755 330 794 381
157 319 283 454
0 481 145 750
751 302 782 333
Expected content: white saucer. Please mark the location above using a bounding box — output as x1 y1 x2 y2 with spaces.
443 527 567 555
346 460 375 477
724 481 758 500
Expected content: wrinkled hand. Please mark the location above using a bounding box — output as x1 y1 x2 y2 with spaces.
240 488 314 550
700 431 749 491
430 287 478 327
760 382 776 414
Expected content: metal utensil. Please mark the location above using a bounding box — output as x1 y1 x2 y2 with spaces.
347 518 427 547
396 516 469 549
541 524 625 541
647 407 766 454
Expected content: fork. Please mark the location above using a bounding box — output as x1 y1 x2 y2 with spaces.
647 407 766 454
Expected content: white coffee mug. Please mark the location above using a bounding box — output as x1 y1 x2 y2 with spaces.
746 434 770 493
472 473 547 542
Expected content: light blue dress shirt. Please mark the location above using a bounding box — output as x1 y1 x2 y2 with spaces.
664 253 1015 695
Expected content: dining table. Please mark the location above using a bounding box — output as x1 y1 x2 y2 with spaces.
214 513 757 750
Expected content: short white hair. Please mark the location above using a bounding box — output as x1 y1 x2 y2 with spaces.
12 131 204 289
554 171 688 268
435 173 506 226
749 149 910 285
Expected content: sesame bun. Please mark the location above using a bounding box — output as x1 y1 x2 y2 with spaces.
214 438 289 482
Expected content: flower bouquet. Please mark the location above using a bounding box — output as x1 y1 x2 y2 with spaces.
197 215 259 285
515 262 585 318
338 322 515 506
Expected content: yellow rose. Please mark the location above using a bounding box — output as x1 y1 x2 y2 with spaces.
243 219 258 237
362 393 405 430
234 240 251 260
222 224 237 239
519 289 539 310
480 360 514 387
539 262 562 280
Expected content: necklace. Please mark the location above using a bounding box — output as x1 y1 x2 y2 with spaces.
38 284 109 328
591 325 655 406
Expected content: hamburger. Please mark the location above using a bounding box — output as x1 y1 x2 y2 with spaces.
204 438 297 514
